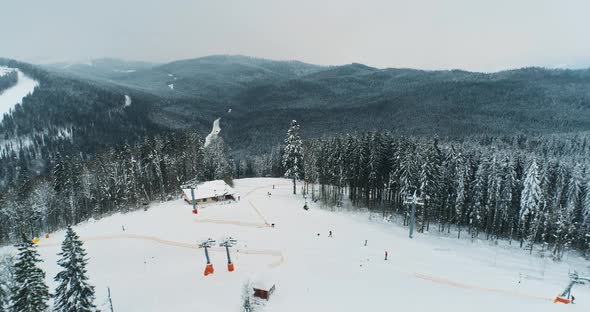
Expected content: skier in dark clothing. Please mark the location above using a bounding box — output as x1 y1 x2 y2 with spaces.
385 251 388 261
364 239 367 246
571 295 575 304
329 231 332 237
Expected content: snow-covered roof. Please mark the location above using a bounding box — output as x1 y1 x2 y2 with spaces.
182 180 235 200
252 280 275 291
252 273 275 290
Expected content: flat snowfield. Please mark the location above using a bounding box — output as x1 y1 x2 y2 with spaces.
0 66 39 116
2 178 589 311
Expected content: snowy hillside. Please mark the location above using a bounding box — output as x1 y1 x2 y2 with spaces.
2 178 589 311
204 117 221 147
0 66 39 117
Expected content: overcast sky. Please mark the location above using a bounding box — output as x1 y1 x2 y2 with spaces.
1 0 589 72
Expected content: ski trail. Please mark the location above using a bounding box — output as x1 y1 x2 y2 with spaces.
37 233 284 268
191 182 290 228
248 199 270 226
242 182 290 225
413 272 551 301
194 218 268 228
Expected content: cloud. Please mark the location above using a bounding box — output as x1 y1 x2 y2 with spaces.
1 0 588 72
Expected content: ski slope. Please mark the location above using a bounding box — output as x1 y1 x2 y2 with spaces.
0 66 39 117
204 117 221 147
2 178 589 311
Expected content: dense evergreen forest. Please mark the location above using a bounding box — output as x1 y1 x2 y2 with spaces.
0 70 17 93
0 130 234 245
0 58 186 190
301 132 590 260
2 56 590 260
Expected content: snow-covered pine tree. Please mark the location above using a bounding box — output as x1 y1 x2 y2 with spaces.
53 227 97 312
453 153 465 238
303 140 320 200
203 135 232 181
520 158 542 250
282 120 304 195
420 141 442 233
53 153 82 224
399 141 418 198
10 236 50 312
29 180 55 239
241 281 256 312
0 255 15 312
469 156 485 239
495 155 514 241
582 178 590 257
567 163 587 249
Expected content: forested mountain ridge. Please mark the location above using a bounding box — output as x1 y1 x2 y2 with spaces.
0 58 179 188
49 56 590 155
2 56 590 257
2 55 590 189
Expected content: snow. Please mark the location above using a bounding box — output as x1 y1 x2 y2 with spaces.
228 108 232 113
0 66 39 117
204 118 221 147
124 95 132 107
181 180 235 201
1 178 589 311
168 83 174 90
0 67 15 77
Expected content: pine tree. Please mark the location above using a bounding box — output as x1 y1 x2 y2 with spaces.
203 136 232 181
282 120 304 195
53 227 96 312
469 157 487 239
520 158 542 249
241 281 256 312
10 236 50 312
0 255 15 312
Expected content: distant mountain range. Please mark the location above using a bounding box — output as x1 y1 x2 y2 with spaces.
4 55 590 158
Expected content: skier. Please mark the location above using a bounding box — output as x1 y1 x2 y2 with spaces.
329 230 333 237
273 185 275 189
122 225 126 232
384 251 388 261
571 295 575 304
364 239 368 246
238 196 240 201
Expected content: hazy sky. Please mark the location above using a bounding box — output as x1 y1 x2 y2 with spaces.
1 0 589 72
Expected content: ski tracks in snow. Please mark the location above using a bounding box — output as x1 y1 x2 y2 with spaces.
37 233 285 268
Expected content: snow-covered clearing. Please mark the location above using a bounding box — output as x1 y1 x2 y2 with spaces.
168 83 174 90
2 178 589 311
204 117 221 147
124 95 132 107
0 67 14 77
0 66 39 117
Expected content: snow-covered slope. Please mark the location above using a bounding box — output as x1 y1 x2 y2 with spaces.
204 117 221 147
0 66 39 117
1 178 589 311
124 95 132 107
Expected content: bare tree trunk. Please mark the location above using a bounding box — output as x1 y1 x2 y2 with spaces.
292 178 296 195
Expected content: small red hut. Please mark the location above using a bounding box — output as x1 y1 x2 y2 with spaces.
252 280 276 300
